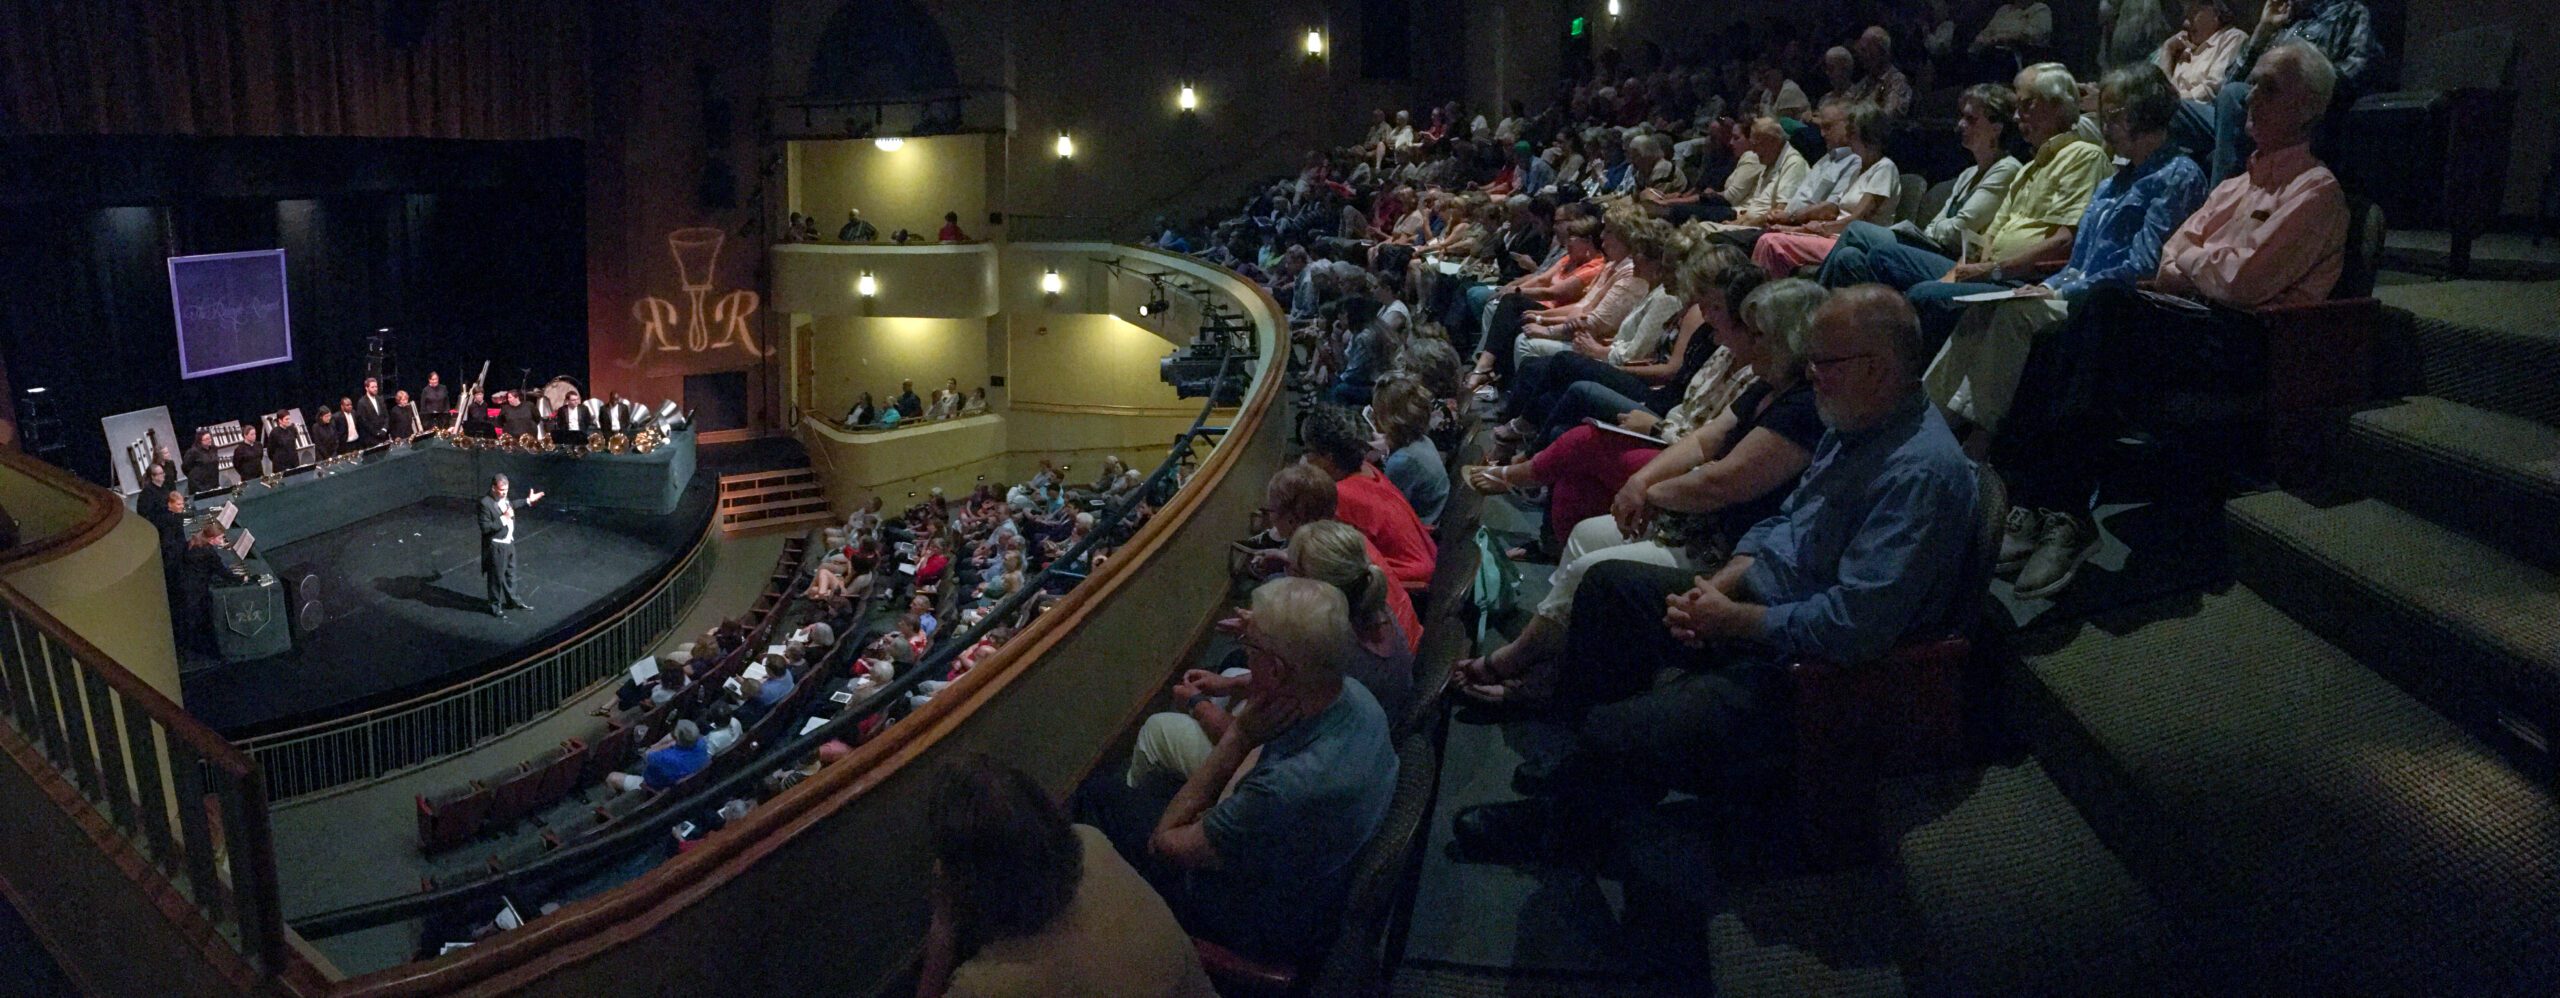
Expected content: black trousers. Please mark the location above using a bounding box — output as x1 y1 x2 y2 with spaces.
1992 284 2268 514
481 541 519 610
1544 561 1788 810
1505 352 1651 427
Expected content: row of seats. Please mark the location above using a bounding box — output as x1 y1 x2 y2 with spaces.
414 533 817 855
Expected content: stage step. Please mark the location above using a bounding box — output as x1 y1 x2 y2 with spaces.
2375 279 2560 425
717 466 831 536
2227 490 2560 763
2340 395 2560 571
2012 587 2560 994
1882 760 2189 998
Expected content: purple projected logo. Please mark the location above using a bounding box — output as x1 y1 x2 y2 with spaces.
168 249 294 379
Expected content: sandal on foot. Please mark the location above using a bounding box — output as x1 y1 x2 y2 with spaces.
1464 464 1519 495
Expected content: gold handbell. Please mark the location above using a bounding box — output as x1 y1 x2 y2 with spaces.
607 433 631 454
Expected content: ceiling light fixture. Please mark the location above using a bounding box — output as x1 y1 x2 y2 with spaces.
873 136 904 151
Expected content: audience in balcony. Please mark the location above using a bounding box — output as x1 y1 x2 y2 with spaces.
1921 61 2207 457
838 208 878 242
1297 406 1436 591
1992 41 2349 599
919 756 1214 998
1455 287 1977 860
605 719 709 794
939 211 968 243
1082 576 1397 965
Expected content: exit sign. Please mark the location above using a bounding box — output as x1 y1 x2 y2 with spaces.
1571 16 1587 37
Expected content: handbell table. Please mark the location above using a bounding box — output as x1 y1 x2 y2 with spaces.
191 430 695 662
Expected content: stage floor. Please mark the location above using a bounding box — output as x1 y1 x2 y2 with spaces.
182 484 716 737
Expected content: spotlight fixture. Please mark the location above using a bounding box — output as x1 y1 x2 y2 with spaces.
873 136 905 151
1177 83 1198 112
856 272 877 297
1304 28 1325 58
1606 0 1621 17
1139 290 1170 317
1040 269 1064 295
1055 132 1075 159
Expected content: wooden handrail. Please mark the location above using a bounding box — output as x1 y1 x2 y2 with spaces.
325 244 1287 996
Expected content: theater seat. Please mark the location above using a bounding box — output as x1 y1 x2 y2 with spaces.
416 781 493 855
1783 462 2003 869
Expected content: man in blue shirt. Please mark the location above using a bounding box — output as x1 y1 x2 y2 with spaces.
606 719 709 794
1924 61 2208 443
1079 577 1398 963
1455 286 1979 861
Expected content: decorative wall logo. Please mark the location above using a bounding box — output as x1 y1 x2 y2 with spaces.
626 226 767 367
226 603 272 638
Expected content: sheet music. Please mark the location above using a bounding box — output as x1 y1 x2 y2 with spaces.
215 503 238 529
230 528 255 560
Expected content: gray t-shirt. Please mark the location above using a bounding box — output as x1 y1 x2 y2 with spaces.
1196 680 1398 961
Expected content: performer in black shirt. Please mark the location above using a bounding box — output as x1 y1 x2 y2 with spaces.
419 372 451 423
477 475 545 618
182 431 224 492
310 409 343 460
232 424 266 480
389 390 421 440
266 409 314 472
498 391 540 439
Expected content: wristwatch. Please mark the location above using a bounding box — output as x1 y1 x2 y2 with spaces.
1989 263 2007 283
1185 692 1213 712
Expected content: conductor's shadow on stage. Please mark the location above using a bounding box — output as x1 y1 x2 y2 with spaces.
375 573 496 613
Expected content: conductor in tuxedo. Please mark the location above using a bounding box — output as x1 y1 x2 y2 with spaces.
354 378 392 445
478 475 544 618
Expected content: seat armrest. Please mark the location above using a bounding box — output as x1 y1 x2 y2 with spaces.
1193 938 1299 997
2257 298 2379 410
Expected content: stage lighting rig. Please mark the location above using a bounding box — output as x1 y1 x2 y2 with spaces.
1160 301 1256 404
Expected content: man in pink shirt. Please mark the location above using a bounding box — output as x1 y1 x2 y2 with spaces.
1995 41 2349 598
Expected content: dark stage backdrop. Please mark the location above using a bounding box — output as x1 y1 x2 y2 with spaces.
0 137 584 485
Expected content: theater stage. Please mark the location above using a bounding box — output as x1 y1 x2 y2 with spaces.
181 483 716 737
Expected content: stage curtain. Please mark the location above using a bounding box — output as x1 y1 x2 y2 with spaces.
0 0 589 139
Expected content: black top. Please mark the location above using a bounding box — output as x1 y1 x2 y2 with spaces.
477 495 524 544
231 440 265 479
498 401 540 437
354 393 391 442
1710 379 1824 541
182 445 224 492
419 384 450 416
893 391 923 418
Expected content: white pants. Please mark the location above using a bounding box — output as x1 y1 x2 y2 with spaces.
1513 334 1572 366
1926 297 2070 434
1535 514 1696 622
1126 666 1251 788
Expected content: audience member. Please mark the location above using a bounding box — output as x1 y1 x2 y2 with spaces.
1297 406 1437 591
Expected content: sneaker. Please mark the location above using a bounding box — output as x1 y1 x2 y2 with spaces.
1995 506 2041 575
2013 510 2099 600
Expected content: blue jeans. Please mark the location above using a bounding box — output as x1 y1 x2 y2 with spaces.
1816 220 1911 287
1854 239 1963 294
2172 82 2253 187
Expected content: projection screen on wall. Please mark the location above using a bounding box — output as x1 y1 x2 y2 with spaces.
168 248 294 379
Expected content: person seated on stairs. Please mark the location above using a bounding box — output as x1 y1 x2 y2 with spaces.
1078 577 1399 968
1297 405 1437 593
1993 41 2350 600
1453 285 1978 863
1454 279 1831 706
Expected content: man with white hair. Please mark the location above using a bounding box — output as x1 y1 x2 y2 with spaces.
1457 287 1979 861
1838 63 2112 349
1081 577 1398 964
1997 42 2351 599
1846 26 1914 118
2171 0 2381 184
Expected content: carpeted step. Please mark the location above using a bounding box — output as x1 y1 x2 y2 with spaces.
1880 761 2189 998
2343 396 2560 571
2012 587 2560 995
2375 279 2560 425
2226 491 2560 761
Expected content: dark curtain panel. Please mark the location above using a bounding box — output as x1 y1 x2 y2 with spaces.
0 0 589 139
0 140 583 485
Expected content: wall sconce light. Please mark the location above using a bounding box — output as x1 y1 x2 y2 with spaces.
1040 269 1064 296
1055 132 1075 159
1177 84 1198 113
856 272 877 298
1606 0 1621 18
1304 28 1325 58
873 136 905 151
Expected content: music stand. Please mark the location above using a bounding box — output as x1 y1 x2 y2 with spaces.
229 529 255 561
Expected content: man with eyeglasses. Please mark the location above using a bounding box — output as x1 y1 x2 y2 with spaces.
1454 286 1979 862
1994 42 2351 599
1826 63 2113 353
